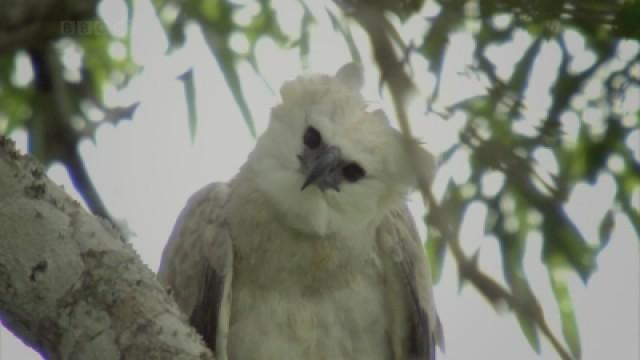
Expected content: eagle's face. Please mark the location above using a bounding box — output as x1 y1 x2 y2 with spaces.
246 65 434 237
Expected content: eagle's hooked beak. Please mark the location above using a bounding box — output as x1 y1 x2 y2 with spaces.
299 145 342 192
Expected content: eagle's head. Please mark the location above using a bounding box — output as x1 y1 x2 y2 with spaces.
245 63 435 236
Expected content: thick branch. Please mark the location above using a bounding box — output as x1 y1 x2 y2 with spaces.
0 135 213 360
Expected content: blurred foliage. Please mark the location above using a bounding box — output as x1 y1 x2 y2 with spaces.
0 0 638 359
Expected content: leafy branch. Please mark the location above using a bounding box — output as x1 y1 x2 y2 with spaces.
346 3 578 359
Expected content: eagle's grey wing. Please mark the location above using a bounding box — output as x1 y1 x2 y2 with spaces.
157 182 233 359
377 205 444 360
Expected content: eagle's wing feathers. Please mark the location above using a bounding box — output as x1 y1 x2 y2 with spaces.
377 205 444 360
157 182 233 358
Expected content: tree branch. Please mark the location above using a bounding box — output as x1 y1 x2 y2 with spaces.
0 135 213 360
347 5 575 360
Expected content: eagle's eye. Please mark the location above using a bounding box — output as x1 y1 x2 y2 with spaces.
303 126 322 149
342 162 366 182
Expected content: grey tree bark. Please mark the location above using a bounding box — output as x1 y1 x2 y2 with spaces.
0 135 214 359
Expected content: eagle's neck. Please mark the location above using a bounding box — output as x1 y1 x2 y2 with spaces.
224 176 378 292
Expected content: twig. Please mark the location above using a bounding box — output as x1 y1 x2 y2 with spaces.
27 45 117 225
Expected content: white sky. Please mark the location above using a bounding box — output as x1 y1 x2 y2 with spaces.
1 1 639 359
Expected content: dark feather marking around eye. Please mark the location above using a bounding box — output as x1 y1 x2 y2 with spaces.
342 162 365 182
303 126 322 149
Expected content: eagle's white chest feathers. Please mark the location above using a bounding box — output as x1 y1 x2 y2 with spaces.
225 189 390 360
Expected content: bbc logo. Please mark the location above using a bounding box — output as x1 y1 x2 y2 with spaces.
60 21 107 36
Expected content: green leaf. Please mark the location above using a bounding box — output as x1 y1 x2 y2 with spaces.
0 54 33 130
178 68 197 143
598 210 614 250
614 1 640 38
420 6 460 98
297 5 313 65
425 227 446 283
494 212 545 354
326 10 361 63
549 267 582 359
213 51 256 137
542 212 597 282
197 0 256 137
516 312 541 353
168 11 187 51
200 0 221 22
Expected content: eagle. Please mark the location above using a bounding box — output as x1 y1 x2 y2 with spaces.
158 63 444 360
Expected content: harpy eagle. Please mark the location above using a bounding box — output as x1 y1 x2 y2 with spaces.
158 63 444 360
